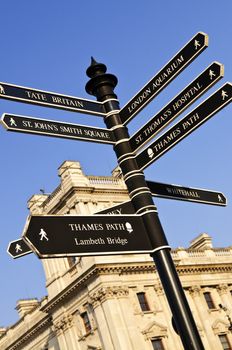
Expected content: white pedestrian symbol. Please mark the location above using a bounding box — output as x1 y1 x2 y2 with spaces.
218 194 223 202
15 244 22 253
147 148 154 159
0 85 5 94
194 40 201 50
209 70 216 80
39 228 49 241
10 118 17 126
125 222 133 233
221 90 228 100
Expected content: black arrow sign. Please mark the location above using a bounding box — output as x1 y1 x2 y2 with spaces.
130 62 224 152
136 83 232 170
1 114 115 145
146 180 227 206
0 82 105 116
120 32 208 124
7 201 136 259
23 214 153 258
7 238 32 259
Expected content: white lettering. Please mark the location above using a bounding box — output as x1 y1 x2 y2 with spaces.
69 223 104 231
106 237 128 245
25 91 47 101
182 113 200 130
128 88 152 113
51 96 84 108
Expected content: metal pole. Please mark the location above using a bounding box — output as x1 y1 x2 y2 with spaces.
85 57 205 350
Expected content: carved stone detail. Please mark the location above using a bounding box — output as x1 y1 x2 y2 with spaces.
89 286 129 308
189 285 201 297
53 314 74 334
154 283 164 296
216 284 228 295
142 320 167 340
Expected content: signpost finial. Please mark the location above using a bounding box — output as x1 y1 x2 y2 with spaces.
85 58 117 99
86 57 107 78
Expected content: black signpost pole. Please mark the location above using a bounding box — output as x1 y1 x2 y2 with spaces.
85 58 204 350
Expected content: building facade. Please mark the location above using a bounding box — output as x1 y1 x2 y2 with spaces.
0 160 232 350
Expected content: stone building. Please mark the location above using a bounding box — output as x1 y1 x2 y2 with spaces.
0 160 232 350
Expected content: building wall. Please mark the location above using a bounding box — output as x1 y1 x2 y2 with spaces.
0 161 232 350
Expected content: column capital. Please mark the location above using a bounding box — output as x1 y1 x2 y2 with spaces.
89 286 129 308
217 283 228 295
53 314 74 334
188 285 201 297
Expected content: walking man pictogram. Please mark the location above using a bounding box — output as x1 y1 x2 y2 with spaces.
15 243 22 253
0 85 5 94
9 117 17 126
39 228 49 241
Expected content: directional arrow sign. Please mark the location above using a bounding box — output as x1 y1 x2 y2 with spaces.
130 62 224 152
1 114 115 145
146 180 227 206
136 82 232 170
7 238 32 259
0 82 105 116
120 32 208 124
7 201 136 259
23 214 153 258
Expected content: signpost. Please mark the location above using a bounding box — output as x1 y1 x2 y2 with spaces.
23 214 153 258
146 180 227 206
130 62 224 152
85 53 230 350
2 32 232 350
120 32 208 124
0 82 105 116
7 238 32 259
136 82 232 170
1 113 115 144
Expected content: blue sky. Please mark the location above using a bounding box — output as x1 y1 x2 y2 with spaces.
0 0 231 327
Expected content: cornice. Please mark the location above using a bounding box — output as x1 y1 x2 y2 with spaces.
176 263 232 275
40 263 155 313
40 264 98 313
40 261 232 314
4 315 52 350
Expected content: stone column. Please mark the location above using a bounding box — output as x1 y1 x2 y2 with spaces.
53 314 81 350
217 284 230 308
90 286 138 349
89 291 114 350
189 285 211 349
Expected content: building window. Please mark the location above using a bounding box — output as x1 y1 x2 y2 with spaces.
81 311 91 333
203 292 215 309
151 338 165 350
137 292 150 312
218 334 231 350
